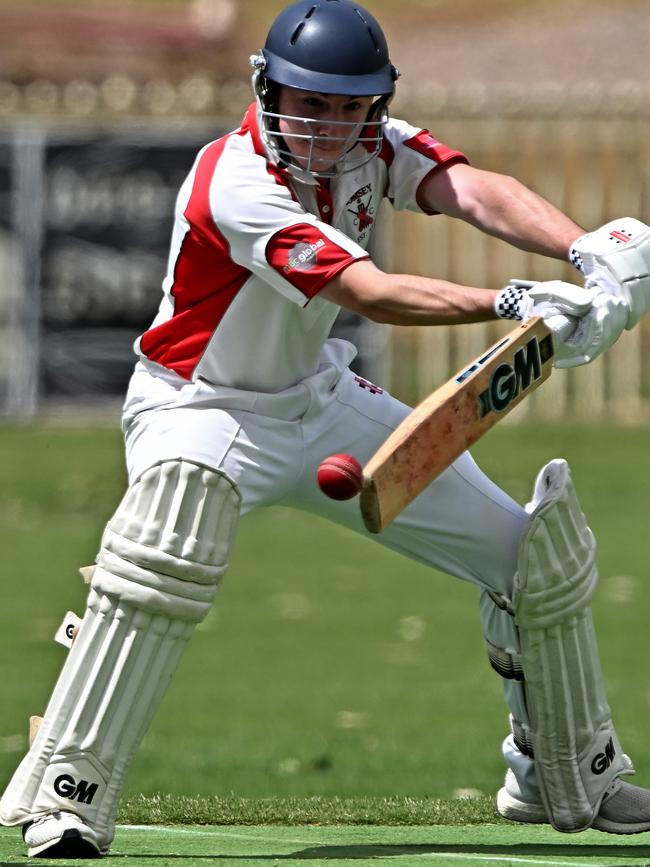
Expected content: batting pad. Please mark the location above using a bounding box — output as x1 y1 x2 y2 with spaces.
0 460 241 850
514 459 629 832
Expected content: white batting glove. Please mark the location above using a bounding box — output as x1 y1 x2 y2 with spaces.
553 290 629 368
494 278 595 323
570 217 650 329
494 278 629 368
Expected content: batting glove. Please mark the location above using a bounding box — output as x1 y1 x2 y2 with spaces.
553 290 629 368
494 278 595 322
494 278 630 368
570 217 650 329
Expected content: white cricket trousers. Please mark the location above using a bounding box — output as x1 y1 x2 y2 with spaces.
124 360 530 729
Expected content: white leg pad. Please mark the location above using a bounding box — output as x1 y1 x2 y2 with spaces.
513 459 629 832
0 460 240 851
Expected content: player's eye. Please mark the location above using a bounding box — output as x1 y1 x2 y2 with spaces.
303 96 327 111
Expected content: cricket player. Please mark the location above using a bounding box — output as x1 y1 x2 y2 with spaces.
3 0 650 857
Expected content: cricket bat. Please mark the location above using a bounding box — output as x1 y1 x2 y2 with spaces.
360 315 567 533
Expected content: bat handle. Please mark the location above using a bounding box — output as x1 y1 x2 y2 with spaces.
543 313 576 342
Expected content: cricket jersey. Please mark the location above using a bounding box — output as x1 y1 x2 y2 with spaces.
128 104 467 407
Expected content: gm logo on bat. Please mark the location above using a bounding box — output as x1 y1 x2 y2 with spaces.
456 333 554 418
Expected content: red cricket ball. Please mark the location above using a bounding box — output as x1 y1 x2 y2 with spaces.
317 453 363 500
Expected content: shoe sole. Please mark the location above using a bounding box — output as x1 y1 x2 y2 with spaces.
591 816 650 835
496 787 548 824
28 828 103 859
496 787 650 835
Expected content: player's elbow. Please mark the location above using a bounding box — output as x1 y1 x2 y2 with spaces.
322 261 396 320
455 168 522 225
343 285 399 324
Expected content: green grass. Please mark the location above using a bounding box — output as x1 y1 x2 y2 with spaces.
4 821 650 866
1 422 650 813
118 793 500 825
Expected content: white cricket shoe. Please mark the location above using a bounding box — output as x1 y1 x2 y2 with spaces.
23 811 105 858
497 770 650 834
496 769 547 824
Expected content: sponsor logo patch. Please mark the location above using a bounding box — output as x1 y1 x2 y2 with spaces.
283 239 326 274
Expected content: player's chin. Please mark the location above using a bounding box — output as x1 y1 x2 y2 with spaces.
313 157 339 172
294 148 342 173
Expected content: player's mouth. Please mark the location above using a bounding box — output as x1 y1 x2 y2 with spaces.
313 140 343 152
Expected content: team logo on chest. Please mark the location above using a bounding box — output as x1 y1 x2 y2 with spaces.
345 184 375 241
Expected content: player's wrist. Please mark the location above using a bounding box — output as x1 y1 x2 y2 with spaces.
568 236 588 275
494 280 535 320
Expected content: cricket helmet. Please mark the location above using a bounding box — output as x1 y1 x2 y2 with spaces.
250 0 400 179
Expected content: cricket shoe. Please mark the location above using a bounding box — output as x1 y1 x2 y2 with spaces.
23 811 106 858
497 770 650 834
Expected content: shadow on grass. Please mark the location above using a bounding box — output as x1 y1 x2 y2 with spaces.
109 840 650 861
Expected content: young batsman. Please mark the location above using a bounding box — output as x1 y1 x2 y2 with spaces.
3 0 650 856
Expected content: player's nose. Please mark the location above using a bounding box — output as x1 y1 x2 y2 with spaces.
314 110 348 137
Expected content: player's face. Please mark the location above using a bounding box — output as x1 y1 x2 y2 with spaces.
277 87 374 174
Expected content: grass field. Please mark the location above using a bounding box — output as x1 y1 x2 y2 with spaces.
1 422 650 863
4 821 650 866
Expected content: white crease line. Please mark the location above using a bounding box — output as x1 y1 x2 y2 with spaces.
120 825 317 846
117 826 604 866
418 856 597 867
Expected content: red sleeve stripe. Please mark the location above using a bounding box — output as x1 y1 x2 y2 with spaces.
266 223 365 299
139 138 250 380
403 129 468 166
403 129 470 215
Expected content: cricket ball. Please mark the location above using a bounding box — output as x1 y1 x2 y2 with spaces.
317 453 364 500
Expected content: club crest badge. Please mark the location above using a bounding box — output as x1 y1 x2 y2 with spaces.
345 184 375 241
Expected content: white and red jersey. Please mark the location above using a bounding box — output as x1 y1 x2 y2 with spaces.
129 104 467 404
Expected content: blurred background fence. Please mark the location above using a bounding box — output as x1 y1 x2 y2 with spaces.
1 10 649 422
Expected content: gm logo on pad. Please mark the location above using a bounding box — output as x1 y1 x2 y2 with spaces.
591 737 616 775
53 773 99 805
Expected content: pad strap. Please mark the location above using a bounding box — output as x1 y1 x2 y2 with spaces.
485 638 524 682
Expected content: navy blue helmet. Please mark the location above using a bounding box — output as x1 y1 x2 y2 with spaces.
250 0 399 178
261 0 398 98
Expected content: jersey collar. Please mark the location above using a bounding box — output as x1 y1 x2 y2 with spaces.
242 103 266 159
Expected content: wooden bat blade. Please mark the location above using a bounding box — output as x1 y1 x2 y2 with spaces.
360 316 556 533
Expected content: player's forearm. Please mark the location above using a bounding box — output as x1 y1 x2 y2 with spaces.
458 172 585 261
364 275 499 325
322 263 499 325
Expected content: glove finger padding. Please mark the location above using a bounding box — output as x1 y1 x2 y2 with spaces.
554 292 629 369
495 279 595 322
527 280 595 318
